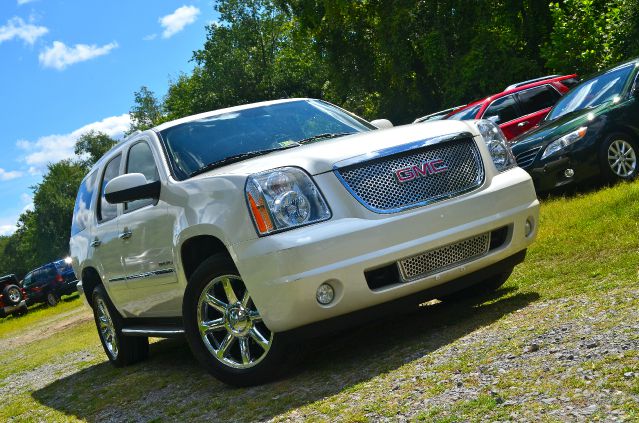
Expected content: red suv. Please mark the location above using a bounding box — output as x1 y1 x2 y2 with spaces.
0 274 28 318
447 75 579 140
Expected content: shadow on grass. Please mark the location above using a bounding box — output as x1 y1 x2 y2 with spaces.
32 288 538 421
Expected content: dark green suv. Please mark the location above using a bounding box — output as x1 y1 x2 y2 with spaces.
512 59 639 192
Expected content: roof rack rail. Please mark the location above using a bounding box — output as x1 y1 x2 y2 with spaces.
505 75 561 91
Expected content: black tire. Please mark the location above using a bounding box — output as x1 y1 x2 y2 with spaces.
599 133 638 182
183 254 288 387
91 285 149 367
16 305 28 316
2 284 22 306
439 270 513 302
45 292 59 307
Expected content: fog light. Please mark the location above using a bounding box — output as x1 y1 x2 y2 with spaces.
316 283 335 305
525 217 534 237
564 168 575 178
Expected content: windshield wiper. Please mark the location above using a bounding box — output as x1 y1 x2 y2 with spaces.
189 144 300 177
298 132 355 144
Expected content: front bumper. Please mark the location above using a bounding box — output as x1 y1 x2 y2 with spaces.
518 135 602 192
232 167 539 332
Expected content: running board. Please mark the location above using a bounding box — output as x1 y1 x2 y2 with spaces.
121 326 185 338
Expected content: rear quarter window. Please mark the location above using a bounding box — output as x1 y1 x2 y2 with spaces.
71 170 98 236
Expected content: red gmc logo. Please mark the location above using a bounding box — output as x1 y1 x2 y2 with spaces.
394 159 449 183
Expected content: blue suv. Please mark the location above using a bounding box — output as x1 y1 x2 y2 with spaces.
23 260 79 306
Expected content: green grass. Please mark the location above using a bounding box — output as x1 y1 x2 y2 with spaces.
0 293 82 339
1 181 638 422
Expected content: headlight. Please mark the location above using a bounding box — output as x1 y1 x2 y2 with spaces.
473 120 516 172
245 167 331 235
541 127 588 160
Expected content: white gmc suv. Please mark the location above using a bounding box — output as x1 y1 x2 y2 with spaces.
70 98 539 386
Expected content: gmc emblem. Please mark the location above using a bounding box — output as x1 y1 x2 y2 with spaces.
394 159 449 183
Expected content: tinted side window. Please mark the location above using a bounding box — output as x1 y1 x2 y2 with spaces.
23 273 33 287
482 95 520 124
71 170 97 236
98 154 122 223
125 142 160 212
517 85 561 116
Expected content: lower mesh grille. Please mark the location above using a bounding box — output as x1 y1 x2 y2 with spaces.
398 233 490 281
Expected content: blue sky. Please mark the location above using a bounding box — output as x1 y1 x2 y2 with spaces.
0 0 218 235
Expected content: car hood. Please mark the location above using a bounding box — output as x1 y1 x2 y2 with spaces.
511 101 612 152
190 120 477 178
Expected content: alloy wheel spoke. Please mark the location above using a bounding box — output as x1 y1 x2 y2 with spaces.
249 327 269 351
205 293 227 313
248 310 262 323
222 277 239 305
216 333 234 359
241 291 251 308
239 337 251 365
200 317 224 333
200 318 225 333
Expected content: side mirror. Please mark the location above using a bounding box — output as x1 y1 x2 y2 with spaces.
370 119 394 129
105 173 160 204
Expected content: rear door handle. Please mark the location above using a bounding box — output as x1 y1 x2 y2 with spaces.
517 121 529 127
90 239 101 247
119 230 133 240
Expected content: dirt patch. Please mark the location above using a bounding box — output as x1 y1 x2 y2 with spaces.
0 307 92 354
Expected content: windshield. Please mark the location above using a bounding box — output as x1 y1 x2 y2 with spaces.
546 64 636 121
447 104 481 120
159 99 375 179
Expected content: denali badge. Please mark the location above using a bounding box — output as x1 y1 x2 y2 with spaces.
395 159 449 183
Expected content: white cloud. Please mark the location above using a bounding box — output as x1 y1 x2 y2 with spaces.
17 0 38 5
0 225 16 237
0 168 23 181
39 41 118 70
20 193 33 213
160 5 200 39
143 33 157 41
0 17 48 45
18 114 131 173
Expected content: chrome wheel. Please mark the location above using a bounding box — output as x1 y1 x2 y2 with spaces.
197 275 272 369
96 297 118 358
7 287 21 303
607 139 637 178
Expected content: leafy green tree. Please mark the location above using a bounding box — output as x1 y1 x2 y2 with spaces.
542 0 639 75
74 130 118 168
280 0 553 122
128 86 166 133
30 160 86 264
163 0 327 120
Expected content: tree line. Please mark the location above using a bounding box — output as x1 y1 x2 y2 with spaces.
1 0 638 277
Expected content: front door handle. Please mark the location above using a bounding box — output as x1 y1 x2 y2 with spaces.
119 230 133 240
517 121 529 127
90 239 101 247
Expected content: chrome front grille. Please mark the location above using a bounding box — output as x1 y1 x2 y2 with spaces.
398 233 491 281
515 146 542 169
335 137 484 213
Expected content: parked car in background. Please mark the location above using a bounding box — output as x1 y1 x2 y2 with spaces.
447 74 579 140
0 274 28 318
70 98 538 386
511 60 639 192
23 259 79 307
413 105 466 123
